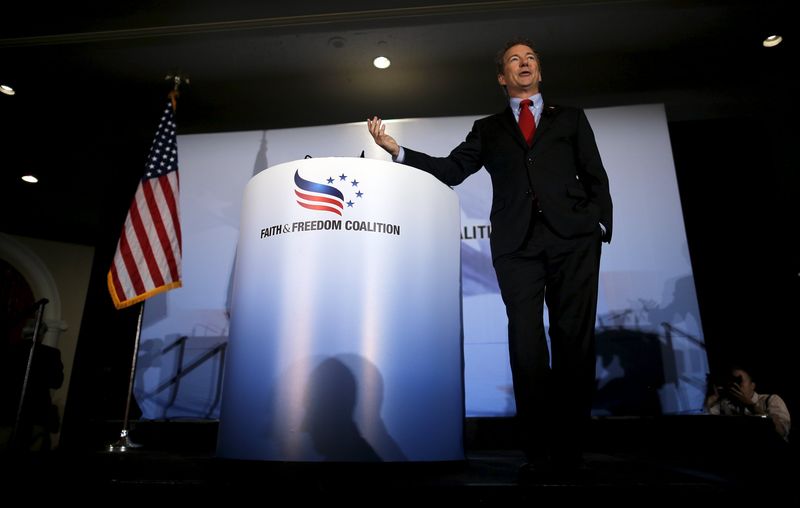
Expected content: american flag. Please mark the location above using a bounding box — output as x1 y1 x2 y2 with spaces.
108 101 182 309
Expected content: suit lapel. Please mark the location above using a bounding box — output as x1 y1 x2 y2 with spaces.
498 106 529 150
531 104 557 149
498 103 559 151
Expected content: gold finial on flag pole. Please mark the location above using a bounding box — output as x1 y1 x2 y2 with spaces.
165 73 190 111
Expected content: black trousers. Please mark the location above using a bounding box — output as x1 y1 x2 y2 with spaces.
493 213 602 463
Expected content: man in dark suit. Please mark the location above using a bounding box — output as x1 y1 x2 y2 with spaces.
367 38 612 471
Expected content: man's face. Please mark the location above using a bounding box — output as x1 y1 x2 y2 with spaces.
497 44 541 97
730 369 756 400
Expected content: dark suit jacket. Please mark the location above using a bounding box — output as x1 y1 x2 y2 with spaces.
403 104 613 260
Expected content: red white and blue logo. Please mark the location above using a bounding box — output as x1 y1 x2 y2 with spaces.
294 170 363 216
259 167 398 239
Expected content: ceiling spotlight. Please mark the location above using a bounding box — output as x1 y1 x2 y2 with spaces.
21 175 38 183
373 56 391 69
763 35 783 47
0 84 15 96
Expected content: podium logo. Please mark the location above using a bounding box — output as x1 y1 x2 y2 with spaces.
294 170 352 216
259 168 399 239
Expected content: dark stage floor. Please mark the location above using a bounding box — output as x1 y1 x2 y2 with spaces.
4 416 796 502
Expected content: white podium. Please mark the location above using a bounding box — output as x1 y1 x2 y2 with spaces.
216 157 464 461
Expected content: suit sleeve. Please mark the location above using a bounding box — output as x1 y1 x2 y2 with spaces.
400 121 484 187
576 109 613 242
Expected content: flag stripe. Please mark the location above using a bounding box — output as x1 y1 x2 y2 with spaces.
112 243 136 300
110 259 127 304
297 202 343 215
156 173 182 276
117 221 147 297
295 189 344 208
159 170 182 249
130 189 166 288
142 177 179 283
124 210 157 291
108 101 182 309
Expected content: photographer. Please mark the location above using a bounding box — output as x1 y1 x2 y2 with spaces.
705 366 791 442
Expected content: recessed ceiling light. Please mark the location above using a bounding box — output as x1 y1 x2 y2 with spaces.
373 56 391 69
328 36 346 49
763 35 783 47
21 175 38 183
0 85 15 96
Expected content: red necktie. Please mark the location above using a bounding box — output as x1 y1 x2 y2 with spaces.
519 99 535 146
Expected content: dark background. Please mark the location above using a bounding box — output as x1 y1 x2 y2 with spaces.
1 1 796 447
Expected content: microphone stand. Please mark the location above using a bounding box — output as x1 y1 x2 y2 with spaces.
107 303 145 452
10 298 49 450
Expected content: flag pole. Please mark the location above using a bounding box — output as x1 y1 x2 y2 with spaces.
107 302 145 452
106 78 189 452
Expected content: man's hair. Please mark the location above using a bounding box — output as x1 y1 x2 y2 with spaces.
712 363 755 386
494 37 539 75
729 364 755 382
